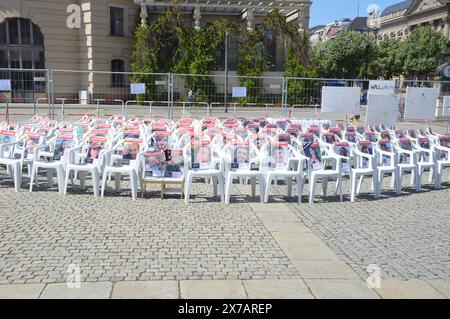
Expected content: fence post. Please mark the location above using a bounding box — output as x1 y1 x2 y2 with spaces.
168 73 173 120
282 77 288 117
48 69 53 119
5 99 9 124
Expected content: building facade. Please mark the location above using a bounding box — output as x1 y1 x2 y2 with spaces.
370 0 450 41
0 0 311 101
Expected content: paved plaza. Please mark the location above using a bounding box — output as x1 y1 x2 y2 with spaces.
0 168 449 298
0 108 449 298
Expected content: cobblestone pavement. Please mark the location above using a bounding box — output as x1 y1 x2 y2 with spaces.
268 172 450 281
0 179 300 285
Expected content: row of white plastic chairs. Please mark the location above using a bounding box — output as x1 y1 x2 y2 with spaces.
0 115 449 204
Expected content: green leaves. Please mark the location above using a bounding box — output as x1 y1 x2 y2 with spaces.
312 27 447 80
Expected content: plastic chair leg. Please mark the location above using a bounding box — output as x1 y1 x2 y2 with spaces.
57 166 64 195
64 168 71 195
251 176 256 197
258 175 265 203
321 177 328 197
92 169 100 198
218 175 225 202
114 173 121 191
264 176 272 203
101 170 108 198
296 175 304 204
338 175 343 202
309 175 317 204
13 162 21 192
130 171 137 200
29 164 36 192
224 175 233 204
350 173 357 202
184 173 193 204
212 175 218 197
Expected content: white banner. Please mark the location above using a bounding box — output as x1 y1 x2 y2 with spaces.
368 80 396 95
366 94 400 127
442 96 450 117
0 79 11 91
404 87 439 120
232 87 247 98
321 86 361 114
130 83 146 94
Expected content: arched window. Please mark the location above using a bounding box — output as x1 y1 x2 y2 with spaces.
0 18 45 99
111 59 125 87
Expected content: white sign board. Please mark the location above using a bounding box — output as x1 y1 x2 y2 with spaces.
368 80 396 95
442 96 450 117
404 87 439 120
366 94 400 127
321 86 361 114
79 90 88 105
0 79 11 91
155 80 166 86
130 83 146 95
232 87 247 98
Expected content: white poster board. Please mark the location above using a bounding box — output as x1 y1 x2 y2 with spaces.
130 83 146 95
0 79 11 91
232 87 247 98
368 80 396 95
442 96 450 117
404 87 439 120
79 90 88 105
321 86 361 114
366 94 400 127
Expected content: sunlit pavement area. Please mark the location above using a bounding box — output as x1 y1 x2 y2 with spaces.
0 108 449 299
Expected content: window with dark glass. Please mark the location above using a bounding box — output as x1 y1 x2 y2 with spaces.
0 18 46 95
110 7 124 36
111 59 125 87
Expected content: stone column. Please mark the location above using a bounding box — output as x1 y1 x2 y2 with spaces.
194 6 201 30
443 18 449 39
246 9 254 32
139 2 148 26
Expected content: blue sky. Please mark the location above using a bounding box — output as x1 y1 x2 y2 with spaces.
310 0 402 27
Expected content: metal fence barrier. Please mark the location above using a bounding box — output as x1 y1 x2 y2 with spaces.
2 68 450 125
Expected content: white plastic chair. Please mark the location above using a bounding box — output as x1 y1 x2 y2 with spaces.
223 143 265 204
184 143 224 204
306 142 343 204
350 141 379 202
374 140 400 197
101 141 144 200
64 142 108 197
0 137 24 191
394 138 419 192
433 136 450 189
29 142 67 195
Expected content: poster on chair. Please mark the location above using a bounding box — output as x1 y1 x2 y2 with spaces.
191 141 212 170
366 94 400 128
303 142 324 171
144 150 184 178
321 86 361 114
24 133 42 159
121 139 142 165
404 87 439 120
149 131 174 152
267 142 289 170
0 130 16 157
334 142 350 172
230 142 251 171
86 136 107 164
53 136 74 161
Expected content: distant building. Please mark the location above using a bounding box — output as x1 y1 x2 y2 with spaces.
368 0 450 41
310 17 366 45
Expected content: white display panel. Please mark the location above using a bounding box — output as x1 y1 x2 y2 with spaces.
0 79 11 91
232 87 247 98
404 87 439 120
130 83 146 94
321 86 361 114
442 96 450 117
368 80 396 95
366 94 400 127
